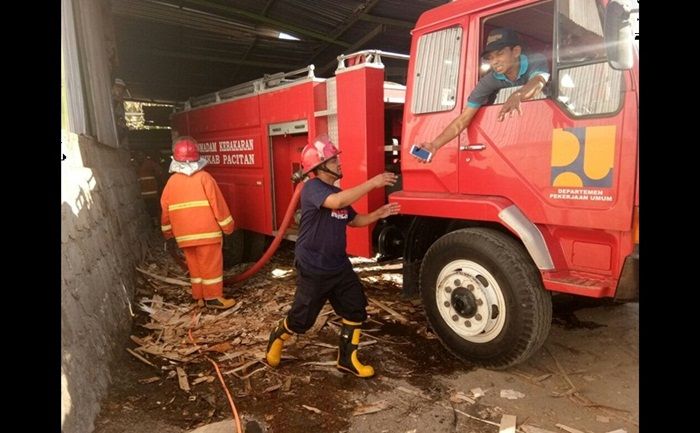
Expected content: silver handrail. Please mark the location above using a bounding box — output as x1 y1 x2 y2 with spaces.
336 49 410 71
175 65 317 112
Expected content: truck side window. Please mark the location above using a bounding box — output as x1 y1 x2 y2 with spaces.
411 26 462 114
480 1 554 106
555 0 623 116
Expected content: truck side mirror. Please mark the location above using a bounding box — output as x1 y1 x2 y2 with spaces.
603 0 636 70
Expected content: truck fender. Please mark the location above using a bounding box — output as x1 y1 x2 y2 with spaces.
498 205 554 271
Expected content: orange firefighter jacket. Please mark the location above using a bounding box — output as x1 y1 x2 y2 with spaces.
160 170 234 248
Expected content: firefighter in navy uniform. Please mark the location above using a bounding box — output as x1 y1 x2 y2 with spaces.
160 136 237 310
265 134 401 378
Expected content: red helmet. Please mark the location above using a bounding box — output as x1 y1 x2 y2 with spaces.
173 136 200 162
301 134 341 175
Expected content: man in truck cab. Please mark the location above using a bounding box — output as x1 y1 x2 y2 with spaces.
160 136 237 310
265 134 401 378
414 27 550 162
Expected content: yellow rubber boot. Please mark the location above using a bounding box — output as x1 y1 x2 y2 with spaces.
204 297 236 310
266 319 293 367
336 319 375 378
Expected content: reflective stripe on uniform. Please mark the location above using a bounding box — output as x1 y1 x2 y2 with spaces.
175 231 222 242
218 215 233 227
161 224 172 232
201 276 223 285
190 277 202 284
169 200 210 211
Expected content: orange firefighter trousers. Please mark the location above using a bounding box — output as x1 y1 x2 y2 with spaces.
182 242 224 300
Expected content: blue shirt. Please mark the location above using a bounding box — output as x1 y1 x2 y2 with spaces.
295 178 358 274
467 53 550 108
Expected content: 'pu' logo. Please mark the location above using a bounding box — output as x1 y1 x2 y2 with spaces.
551 126 615 187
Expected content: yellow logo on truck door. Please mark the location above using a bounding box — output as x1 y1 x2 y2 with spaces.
551 126 615 188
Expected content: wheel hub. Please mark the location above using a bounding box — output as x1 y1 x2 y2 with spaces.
434 262 506 343
451 287 477 318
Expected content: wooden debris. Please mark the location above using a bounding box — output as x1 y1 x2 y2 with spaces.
263 384 282 393
499 414 517 433
470 387 485 398
596 415 610 423
130 335 147 346
535 373 553 382
605 429 627 433
136 266 190 286
397 386 431 401
192 376 215 385
205 342 233 353
176 367 191 392
521 426 558 433
555 424 585 433
449 391 475 404
368 298 409 324
353 400 389 416
300 361 337 367
307 314 329 335
126 348 157 368
282 376 292 392
500 389 525 400
138 376 161 384
439 403 500 428
302 405 322 414
237 366 267 380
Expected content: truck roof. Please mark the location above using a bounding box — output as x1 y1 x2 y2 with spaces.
415 0 512 32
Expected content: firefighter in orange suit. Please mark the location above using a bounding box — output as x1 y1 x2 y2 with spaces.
160 136 237 310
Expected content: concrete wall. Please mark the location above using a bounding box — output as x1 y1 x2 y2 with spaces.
61 131 154 433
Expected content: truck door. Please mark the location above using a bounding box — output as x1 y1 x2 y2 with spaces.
458 0 635 238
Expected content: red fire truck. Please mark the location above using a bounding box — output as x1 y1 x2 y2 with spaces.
171 0 638 369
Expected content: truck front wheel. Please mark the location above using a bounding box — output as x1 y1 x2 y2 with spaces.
419 228 552 369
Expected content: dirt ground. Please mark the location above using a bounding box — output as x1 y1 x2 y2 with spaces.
93 240 638 433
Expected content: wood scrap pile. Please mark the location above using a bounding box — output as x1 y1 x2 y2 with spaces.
128 244 421 394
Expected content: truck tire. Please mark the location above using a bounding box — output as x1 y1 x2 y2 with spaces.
419 228 552 369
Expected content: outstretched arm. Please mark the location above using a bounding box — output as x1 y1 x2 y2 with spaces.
323 172 398 209
413 106 479 163
497 74 548 121
348 203 401 227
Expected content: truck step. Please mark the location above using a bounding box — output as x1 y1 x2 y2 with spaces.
542 272 616 298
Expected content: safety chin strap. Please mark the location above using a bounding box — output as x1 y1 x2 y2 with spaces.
317 164 343 179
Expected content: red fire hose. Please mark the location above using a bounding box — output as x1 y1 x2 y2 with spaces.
168 181 305 284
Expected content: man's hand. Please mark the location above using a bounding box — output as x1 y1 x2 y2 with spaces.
413 142 438 164
497 92 523 122
369 172 399 189
373 202 401 219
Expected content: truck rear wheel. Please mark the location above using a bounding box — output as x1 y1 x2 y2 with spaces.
419 228 552 369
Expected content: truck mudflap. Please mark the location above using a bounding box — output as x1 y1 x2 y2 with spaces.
614 245 638 301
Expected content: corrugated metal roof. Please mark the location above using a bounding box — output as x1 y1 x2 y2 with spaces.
112 0 449 102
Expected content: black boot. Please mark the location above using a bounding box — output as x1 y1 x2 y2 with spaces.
336 319 375 378
266 318 293 367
